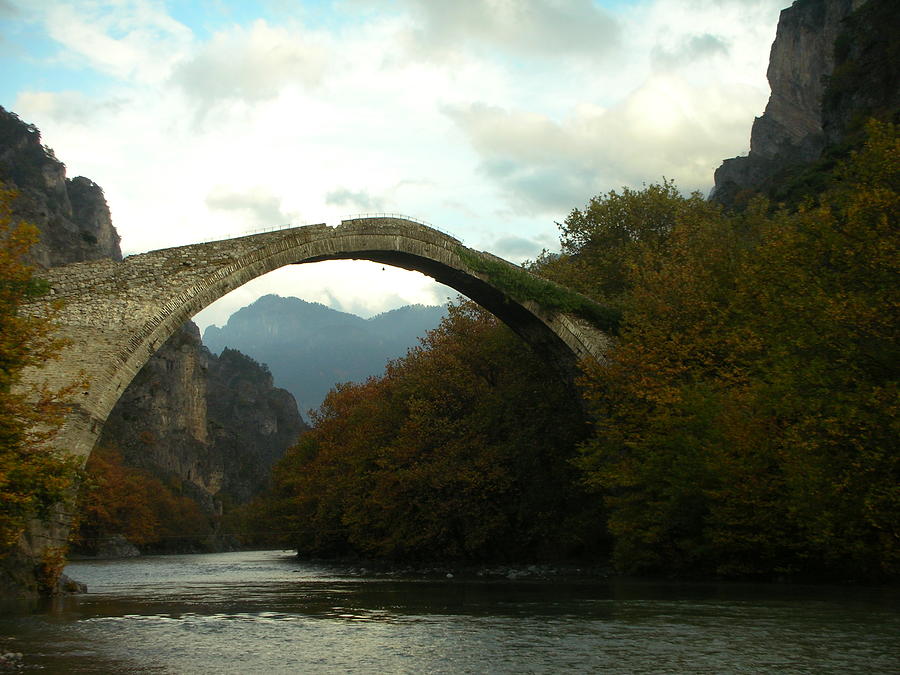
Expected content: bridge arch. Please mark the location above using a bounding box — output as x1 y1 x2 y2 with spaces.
10 216 612 588
24 216 611 464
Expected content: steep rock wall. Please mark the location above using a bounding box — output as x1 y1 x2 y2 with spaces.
99 323 222 502
100 324 307 510
206 348 307 503
821 0 900 145
712 0 865 204
0 106 122 266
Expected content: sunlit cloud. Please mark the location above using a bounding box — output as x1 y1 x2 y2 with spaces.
171 19 329 111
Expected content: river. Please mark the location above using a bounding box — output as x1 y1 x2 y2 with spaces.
0 550 897 673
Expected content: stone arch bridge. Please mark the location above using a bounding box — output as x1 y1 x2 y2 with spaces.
24 216 611 467
11 217 612 590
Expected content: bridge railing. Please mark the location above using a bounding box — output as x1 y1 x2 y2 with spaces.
340 213 461 241
198 221 297 243
194 213 462 245
341 212 434 228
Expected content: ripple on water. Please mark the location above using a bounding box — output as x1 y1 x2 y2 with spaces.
1 551 897 674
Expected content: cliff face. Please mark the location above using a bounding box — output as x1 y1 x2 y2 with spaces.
821 0 900 145
712 0 867 204
1 107 307 563
99 324 220 502
0 106 122 266
101 324 308 510
206 348 307 503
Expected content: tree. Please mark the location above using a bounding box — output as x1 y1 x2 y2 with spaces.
573 122 899 580
75 443 214 553
541 180 716 309
0 185 78 555
270 301 604 562
733 121 899 577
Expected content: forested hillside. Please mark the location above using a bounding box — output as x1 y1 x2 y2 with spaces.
258 120 897 580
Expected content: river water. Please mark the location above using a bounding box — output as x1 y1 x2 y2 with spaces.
0 550 897 673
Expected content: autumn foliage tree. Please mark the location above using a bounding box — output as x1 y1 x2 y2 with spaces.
573 122 899 579
270 302 604 562
75 443 213 553
0 185 78 555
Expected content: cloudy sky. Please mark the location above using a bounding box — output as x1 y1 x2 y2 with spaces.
1 0 784 330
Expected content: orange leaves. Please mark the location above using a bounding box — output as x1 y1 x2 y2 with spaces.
0 186 79 555
270 300 597 562
75 443 212 552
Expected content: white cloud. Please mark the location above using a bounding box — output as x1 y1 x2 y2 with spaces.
362 0 621 61
325 187 386 212
13 90 127 125
41 0 192 83
438 0 783 212
206 186 298 227
8 0 785 323
445 72 762 212
491 233 556 262
651 33 729 71
0 0 19 18
171 19 328 111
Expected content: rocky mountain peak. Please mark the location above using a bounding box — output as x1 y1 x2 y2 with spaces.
0 105 122 267
711 0 870 205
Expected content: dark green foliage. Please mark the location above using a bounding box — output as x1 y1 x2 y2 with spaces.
538 181 720 308
574 122 899 581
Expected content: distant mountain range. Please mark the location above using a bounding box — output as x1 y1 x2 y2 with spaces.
202 295 447 417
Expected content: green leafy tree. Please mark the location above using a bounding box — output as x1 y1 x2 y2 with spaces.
541 180 717 309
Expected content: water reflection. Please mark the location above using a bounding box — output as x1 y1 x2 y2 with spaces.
0 550 896 674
